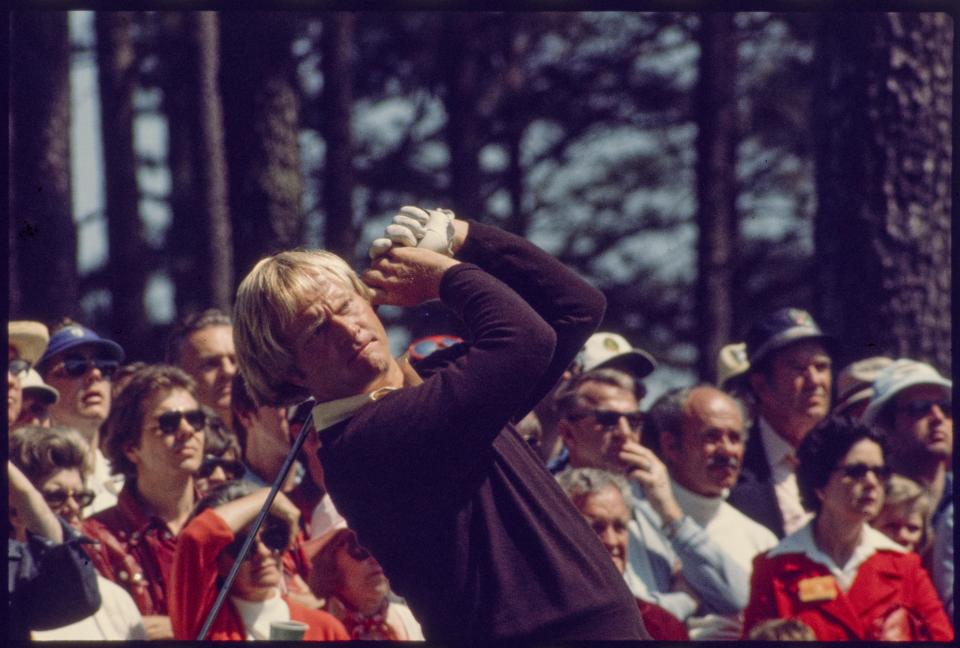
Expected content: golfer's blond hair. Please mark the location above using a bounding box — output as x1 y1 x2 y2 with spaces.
233 249 373 407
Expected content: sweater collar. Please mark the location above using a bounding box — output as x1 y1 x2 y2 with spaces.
670 479 724 527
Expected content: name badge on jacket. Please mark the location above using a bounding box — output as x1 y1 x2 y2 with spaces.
797 575 838 602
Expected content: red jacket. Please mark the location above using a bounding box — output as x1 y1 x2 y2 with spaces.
169 509 348 641
744 548 953 641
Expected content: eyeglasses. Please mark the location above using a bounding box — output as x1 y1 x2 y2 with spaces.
898 399 952 419
52 357 119 378
155 409 207 435
833 462 893 481
197 454 244 480
8 359 31 376
570 408 644 431
42 488 96 509
226 518 290 559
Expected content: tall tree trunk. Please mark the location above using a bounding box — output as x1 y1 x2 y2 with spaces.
440 13 484 219
10 11 77 321
96 11 148 351
220 13 304 279
321 12 357 260
694 13 738 382
191 12 233 310
159 13 205 315
814 13 952 373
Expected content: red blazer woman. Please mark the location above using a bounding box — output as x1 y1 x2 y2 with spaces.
744 527 952 641
169 510 348 641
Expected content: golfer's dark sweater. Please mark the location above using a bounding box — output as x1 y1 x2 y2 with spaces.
319 221 647 640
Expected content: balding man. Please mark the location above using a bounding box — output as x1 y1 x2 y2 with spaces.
649 385 777 639
554 371 746 625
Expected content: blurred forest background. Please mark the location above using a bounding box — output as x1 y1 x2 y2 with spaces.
9 11 952 401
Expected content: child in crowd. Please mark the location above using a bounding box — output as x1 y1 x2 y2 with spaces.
870 474 933 555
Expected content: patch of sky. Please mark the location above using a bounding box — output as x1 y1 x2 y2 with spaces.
479 144 508 173
140 199 171 248
77 218 108 272
80 288 111 324
354 97 417 158
144 271 175 324
411 140 449 171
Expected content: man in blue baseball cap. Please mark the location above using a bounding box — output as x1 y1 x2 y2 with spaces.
727 307 834 539
37 320 126 514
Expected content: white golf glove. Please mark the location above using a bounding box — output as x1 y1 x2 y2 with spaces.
368 206 456 259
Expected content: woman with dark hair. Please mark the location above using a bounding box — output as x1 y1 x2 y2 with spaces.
306 528 424 640
743 416 952 641
10 425 146 640
169 481 348 641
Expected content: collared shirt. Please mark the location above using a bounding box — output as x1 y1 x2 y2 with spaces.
769 521 905 592
759 417 813 536
85 448 124 515
82 484 181 615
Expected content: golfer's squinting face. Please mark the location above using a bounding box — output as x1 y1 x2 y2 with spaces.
287 280 393 401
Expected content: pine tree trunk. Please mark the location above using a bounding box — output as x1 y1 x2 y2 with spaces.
694 12 738 382
814 12 952 373
220 13 304 279
440 13 484 219
96 11 148 351
10 11 77 321
321 12 357 260
190 12 234 309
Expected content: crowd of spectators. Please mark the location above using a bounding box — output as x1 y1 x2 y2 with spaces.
6 209 954 641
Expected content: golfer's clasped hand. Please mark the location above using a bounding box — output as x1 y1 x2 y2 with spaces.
369 206 456 260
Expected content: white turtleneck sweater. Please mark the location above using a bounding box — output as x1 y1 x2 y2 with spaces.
670 480 778 640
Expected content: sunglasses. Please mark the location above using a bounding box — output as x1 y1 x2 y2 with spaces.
197 454 244 480
155 409 207 435
409 335 463 361
226 518 290 559
8 358 31 377
833 462 893 481
571 408 644 431
899 399 952 419
53 357 119 378
42 488 96 509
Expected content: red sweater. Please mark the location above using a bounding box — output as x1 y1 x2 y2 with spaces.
744 548 953 641
169 509 348 641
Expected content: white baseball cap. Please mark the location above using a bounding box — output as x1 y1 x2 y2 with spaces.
576 332 656 378
861 359 952 425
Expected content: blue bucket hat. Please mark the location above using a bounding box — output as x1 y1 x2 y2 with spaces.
745 307 834 369
37 324 125 372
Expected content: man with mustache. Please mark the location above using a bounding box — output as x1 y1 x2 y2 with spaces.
554 371 747 628
38 321 126 514
647 385 778 639
728 308 834 539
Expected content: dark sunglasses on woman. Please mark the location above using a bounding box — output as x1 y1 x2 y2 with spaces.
42 488 96 508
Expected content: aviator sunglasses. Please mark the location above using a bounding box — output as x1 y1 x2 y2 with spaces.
155 409 207 435
42 488 96 509
832 462 893 481
53 357 119 378
197 454 245 480
899 399 952 419
226 518 290 559
570 408 644 431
